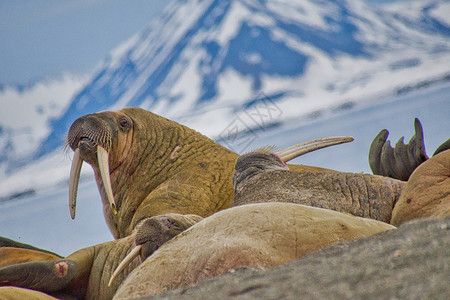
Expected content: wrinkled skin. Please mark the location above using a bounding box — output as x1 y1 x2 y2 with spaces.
113 203 395 299
233 151 405 223
0 214 199 299
67 108 332 239
391 149 450 226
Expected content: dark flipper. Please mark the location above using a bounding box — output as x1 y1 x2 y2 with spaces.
433 138 450 156
0 260 77 293
369 118 428 181
0 237 62 258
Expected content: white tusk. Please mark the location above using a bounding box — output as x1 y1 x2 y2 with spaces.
276 136 354 162
69 148 83 219
97 146 118 215
108 245 142 287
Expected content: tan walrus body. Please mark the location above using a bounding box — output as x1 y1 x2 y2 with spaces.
113 203 395 299
0 287 59 300
391 149 450 226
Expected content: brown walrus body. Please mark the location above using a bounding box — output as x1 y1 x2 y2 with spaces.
233 151 405 223
67 108 335 239
113 203 394 299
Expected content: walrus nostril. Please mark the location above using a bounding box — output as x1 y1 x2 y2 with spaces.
80 137 94 143
79 137 97 147
78 137 97 154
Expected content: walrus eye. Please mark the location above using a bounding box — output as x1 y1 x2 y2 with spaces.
118 117 129 128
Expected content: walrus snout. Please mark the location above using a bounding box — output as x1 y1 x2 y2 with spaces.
77 138 97 163
108 213 203 287
67 113 116 152
67 113 122 220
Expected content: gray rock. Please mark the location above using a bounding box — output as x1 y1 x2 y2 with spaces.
142 216 450 300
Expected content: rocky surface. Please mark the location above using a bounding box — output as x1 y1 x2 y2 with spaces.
142 216 450 300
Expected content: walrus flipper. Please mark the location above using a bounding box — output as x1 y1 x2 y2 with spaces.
433 138 450 156
0 260 77 292
369 118 428 181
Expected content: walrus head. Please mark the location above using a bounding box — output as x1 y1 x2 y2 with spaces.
108 213 203 286
67 110 134 219
66 107 242 239
233 136 355 193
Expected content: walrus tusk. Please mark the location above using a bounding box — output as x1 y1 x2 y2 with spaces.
97 145 118 215
69 148 83 219
276 136 354 162
108 244 142 287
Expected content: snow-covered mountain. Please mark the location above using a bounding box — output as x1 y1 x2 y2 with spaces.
1 0 449 198
0 74 87 168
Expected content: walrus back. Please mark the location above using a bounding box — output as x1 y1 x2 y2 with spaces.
233 170 405 223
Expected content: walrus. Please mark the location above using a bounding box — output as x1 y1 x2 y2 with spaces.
0 248 61 268
391 149 450 226
0 287 59 300
111 203 395 299
232 148 405 223
67 107 352 239
0 237 62 268
233 119 450 225
0 214 200 299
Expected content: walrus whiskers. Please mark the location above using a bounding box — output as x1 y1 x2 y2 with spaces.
97 145 118 215
276 136 354 162
69 148 83 219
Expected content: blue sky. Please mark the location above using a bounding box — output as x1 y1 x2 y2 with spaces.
0 0 168 86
